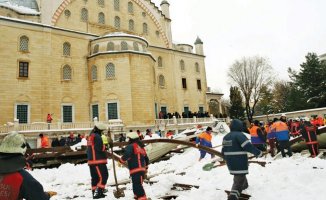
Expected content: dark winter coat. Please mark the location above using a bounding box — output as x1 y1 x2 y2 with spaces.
299 122 318 144
87 130 107 165
0 154 50 200
120 140 149 175
222 119 262 175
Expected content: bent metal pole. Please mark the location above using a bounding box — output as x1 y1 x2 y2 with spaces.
112 138 224 158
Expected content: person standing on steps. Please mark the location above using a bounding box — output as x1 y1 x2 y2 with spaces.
0 132 57 200
120 132 149 200
87 123 109 199
222 119 263 200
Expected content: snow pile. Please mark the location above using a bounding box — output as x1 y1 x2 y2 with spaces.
30 134 326 200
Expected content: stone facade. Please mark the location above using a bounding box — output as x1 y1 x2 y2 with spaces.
0 0 208 126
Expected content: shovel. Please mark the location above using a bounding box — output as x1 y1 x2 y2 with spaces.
110 145 125 198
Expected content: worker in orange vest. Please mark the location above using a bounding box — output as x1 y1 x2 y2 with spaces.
39 133 49 148
249 120 266 151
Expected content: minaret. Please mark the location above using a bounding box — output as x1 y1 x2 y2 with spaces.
194 36 204 55
160 0 172 47
160 0 170 19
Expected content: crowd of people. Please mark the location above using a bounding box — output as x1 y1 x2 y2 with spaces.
38 132 84 148
158 110 210 119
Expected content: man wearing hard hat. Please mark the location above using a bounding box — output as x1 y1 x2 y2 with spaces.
0 132 56 200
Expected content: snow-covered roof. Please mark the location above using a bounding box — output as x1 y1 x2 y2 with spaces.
0 0 40 15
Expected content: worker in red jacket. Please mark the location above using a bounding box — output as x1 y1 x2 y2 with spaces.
0 132 56 200
120 132 149 200
87 123 109 199
299 118 319 157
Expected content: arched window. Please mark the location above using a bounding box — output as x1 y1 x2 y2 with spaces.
128 19 134 31
107 42 114 51
63 65 72 80
114 0 119 11
93 44 99 54
195 62 200 72
81 8 88 22
91 65 97 81
98 0 104 7
143 23 148 34
133 42 139 51
106 63 115 78
114 16 120 29
158 56 163 67
63 42 71 56
128 2 133 13
98 12 105 24
180 60 185 71
19 36 29 52
159 75 165 87
121 41 128 50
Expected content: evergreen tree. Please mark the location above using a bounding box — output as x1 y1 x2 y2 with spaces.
229 86 245 119
294 53 326 108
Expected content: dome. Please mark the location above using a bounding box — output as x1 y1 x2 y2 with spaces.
4 0 39 11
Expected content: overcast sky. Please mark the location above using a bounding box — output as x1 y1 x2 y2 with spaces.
152 0 326 98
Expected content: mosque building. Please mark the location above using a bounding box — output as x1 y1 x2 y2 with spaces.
0 0 209 126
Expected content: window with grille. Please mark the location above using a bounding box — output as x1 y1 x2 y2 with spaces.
143 23 148 34
121 41 128 50
93 44 99 54
114 16 120 29
63 42 71 56
62 105 73 123
184 106 189 116
91 65 97 81
114 0 119 11
199 106 204 114
107 42 114 51
19 62 29 78
92 104 99 120
19 36 29 52
161 106 167 115
129 19 134 31
128 2 133 13
159 75 165 87
107 102 118 119
98 12 105 24
81 8 88 22
63 65 72 80
180 60 185 71
64 9 71 17
197 79 202 90
16 104 28 123
158 57 162 67
98 0 104 7
133 42 139 51
182 78 187 89
195 62 200 72
106 63 115 78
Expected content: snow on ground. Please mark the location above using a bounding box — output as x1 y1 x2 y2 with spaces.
30 134 326 200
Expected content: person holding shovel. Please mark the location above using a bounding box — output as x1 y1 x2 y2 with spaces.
222 119 263 200
87 123 109 199
120 132 149 200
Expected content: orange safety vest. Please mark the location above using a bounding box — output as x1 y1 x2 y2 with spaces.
41 136 49 148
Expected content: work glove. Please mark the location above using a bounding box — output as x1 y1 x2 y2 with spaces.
46 191 57 198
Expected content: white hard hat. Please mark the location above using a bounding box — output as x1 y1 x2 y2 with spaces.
95 123 107 130
0 132 27 155
127 132 139 139
281 113 286 117
303 117 310 121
